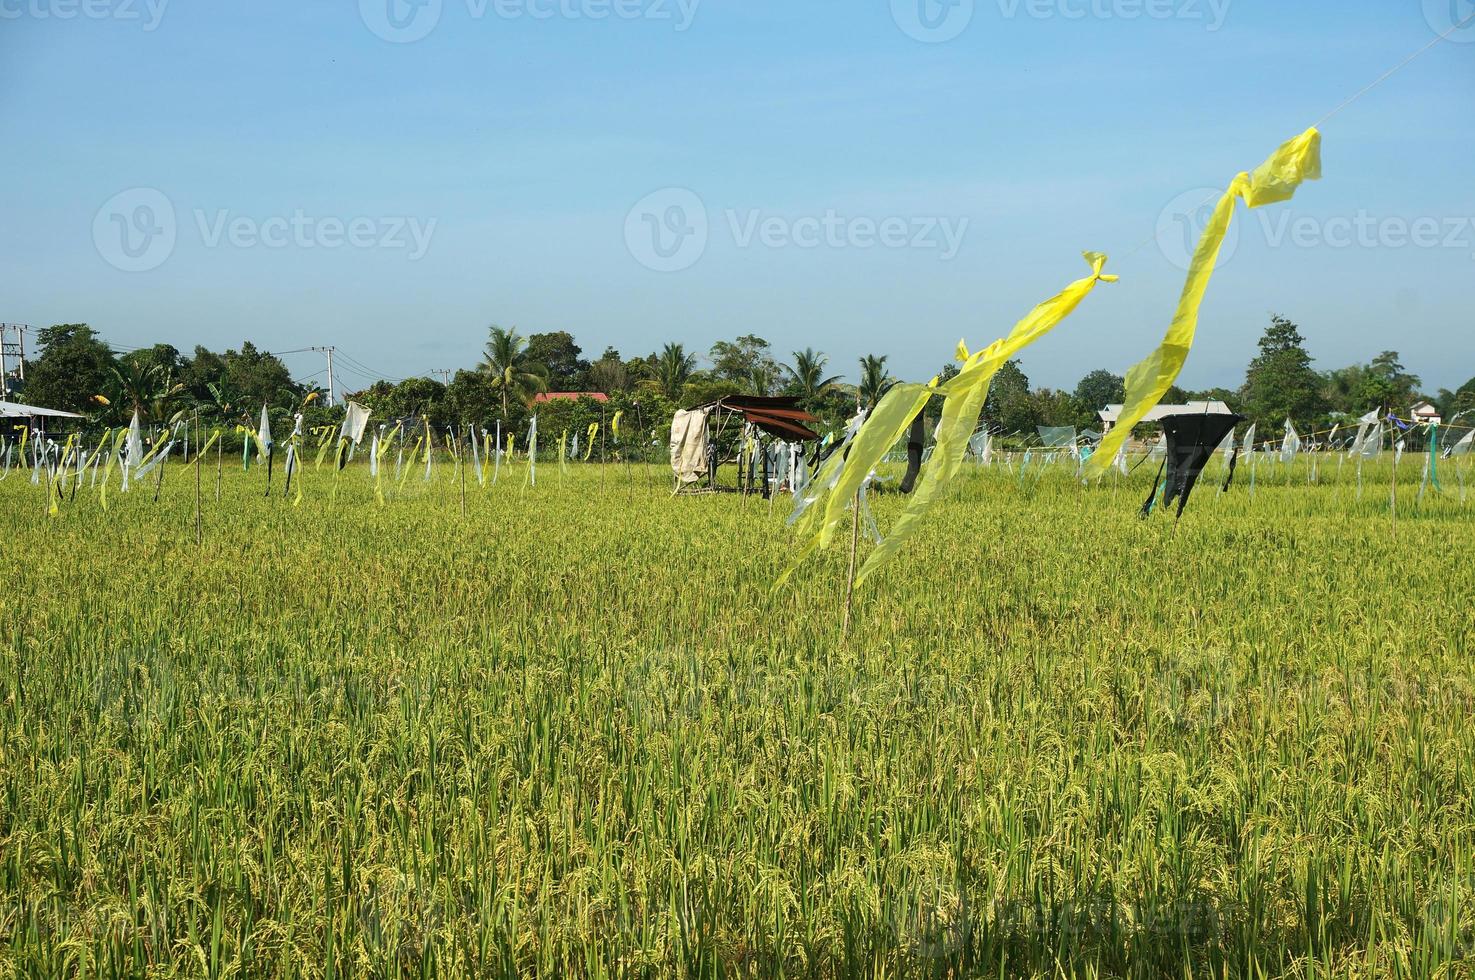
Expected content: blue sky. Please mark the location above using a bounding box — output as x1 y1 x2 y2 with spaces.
2 0 1471 395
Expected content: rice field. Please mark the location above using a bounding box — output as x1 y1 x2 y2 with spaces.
1 454 1473 978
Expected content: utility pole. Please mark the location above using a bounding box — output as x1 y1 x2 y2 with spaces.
0 324 29 399
309 346 337 405
431 369 453 385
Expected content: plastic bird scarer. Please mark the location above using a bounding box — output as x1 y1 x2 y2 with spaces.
1085 128 1322 478
779 128 1323 590
1144 412 1245 519
778 251 1118 588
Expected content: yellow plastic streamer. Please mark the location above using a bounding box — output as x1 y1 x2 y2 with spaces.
48 433 78 516
583 423 598 461
398 434 423 492
197 429 222 457
611 410 623 441
1085 128 1322 477
374 422 401 506
779 252 1116 588
854 252 1118 585
99 429 127 510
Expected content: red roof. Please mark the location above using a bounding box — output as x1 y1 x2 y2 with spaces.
534 392 609 404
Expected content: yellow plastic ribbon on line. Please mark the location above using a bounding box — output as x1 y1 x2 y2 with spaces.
779 251 1118 588
98 429 128 510
583 423 598 461
611 411 623 441
1085 128 1321 478
856 252 1119 585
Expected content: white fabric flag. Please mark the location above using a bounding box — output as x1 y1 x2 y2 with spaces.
339 402 371 445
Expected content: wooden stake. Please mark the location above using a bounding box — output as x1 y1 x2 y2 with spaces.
152 443 167 503
458 427 468 518
194 450 203 545
841 489 861 639
1391 445 1398 538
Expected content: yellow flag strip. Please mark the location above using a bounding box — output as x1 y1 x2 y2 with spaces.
854 252 1119 584
1085 128 1321 478
779 251 1116 587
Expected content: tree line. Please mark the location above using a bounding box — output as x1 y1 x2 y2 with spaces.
11 317 1474 448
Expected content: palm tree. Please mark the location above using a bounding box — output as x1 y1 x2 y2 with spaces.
655 342 697 400
786 348 841 409
108 360 183 422
480 325 549 420
857 354 892 411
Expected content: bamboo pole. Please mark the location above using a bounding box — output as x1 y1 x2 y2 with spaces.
194 449 203 545
841 489 861 639
458 426 468 518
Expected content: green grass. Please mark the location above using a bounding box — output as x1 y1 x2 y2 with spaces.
1 452 1472 977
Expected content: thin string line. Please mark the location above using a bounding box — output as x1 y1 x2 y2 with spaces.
1113 11 1475 264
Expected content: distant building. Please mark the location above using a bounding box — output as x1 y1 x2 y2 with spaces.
1097 401 1234 433
1410 401 1442 426
533 392 609 404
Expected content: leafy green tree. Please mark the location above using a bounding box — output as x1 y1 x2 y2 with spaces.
179 346 228 407
357 377 449 427
676 377 743 411
221 342 299 411
445 369 502 425
984 359 1034 435
1359 351 1422 414
525 331 589 391
22 324 117 414
857 354 891 411
121 344 183 382
1073 369 1124 413
480 325 549 421
1435 377 1475 421
1071 368 1126 430
708 335 780 392
1240 314 1327 426
1321 363 1369 417
1031 388 1077 428
586 347 635 395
